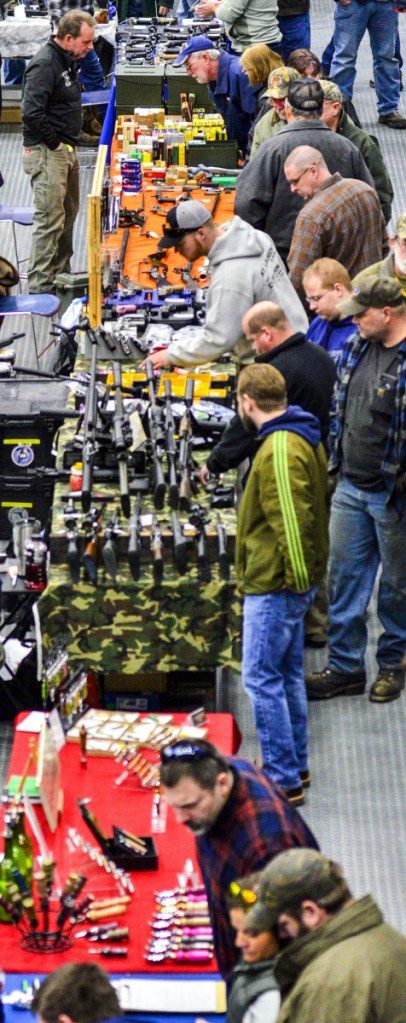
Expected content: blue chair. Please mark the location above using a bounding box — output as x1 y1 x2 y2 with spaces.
0 293 61 368
0 206 35 292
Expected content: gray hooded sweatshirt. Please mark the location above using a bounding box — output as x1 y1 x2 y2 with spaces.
165 216 308 368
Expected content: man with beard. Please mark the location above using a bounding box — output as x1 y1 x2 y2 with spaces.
306 276 406 704
243 848 406 1023
235 364 328 805
160 738 318 981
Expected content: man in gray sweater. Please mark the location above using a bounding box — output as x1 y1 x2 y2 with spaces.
145 200 308 370
234 78 375 266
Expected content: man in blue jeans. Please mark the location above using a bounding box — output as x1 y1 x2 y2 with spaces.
328 0 406 128
307 276 406 704
235 362 329 807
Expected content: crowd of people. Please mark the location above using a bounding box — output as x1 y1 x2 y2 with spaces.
11 1 406 1019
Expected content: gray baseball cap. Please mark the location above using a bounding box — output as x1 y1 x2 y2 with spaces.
158 200 212 249
244 849 339 930
337 275 405 317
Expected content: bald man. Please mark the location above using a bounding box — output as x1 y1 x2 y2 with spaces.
284 145 388 301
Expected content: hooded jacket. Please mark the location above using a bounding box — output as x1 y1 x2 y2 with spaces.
166 218 308 368
234 119 375 264
235 406 328 594
275 896 406 1023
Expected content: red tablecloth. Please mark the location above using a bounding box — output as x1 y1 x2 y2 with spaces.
1 712 241 975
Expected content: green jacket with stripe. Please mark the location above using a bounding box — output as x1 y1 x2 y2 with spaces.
235 407 328 594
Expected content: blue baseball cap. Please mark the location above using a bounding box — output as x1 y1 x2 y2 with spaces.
172 35 215 67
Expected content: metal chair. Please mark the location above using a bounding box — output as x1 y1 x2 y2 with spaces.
0 293 61 368
0 206 35 292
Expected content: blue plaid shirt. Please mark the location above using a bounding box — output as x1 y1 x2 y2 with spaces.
196 758 318 980
329 332 406 504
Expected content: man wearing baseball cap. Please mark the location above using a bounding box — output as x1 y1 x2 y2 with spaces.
172 36 256 155
243 848 406 1022
145 200 308 370
235 78 374 266
307 275 406 704
320 79 393 224
250 67 300 158
353 213 406 299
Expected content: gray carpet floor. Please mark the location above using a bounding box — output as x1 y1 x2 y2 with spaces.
1 0 406 935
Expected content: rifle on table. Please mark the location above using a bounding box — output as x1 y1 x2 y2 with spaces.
80 320 99 514
102 510 121 583
112 361 132 519
216 515 230 581
145 359 166 510
151 515 164 585
178 376 195 513
163 377 179 510
190 504 211 584
83 502 107 585
128 496 142 582
64 498 81 584
171 510 188 576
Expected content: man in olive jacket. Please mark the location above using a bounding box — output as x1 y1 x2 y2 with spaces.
320 79 394 223
235 364 328 806
244 848 406 1023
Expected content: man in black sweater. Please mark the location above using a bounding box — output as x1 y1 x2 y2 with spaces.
199 301 336 647
200 301 336 481
22 10 95 293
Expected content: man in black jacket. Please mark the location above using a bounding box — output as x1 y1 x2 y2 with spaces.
22 10 95 293
234 78 375 266
199 301 336 648
199 301 336 482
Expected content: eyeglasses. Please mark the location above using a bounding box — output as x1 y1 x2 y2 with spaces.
161 743 211 764
228 881 257 906
288 165 312 187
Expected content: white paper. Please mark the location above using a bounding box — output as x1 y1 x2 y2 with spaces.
113 978 226 1014
16 711 45 733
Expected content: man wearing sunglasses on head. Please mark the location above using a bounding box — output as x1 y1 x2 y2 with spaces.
160 739 318 981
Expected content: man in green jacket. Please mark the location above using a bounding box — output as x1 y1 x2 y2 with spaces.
244 848 406 1023
353 212 406 299
320 79 394 223
235 363 328 807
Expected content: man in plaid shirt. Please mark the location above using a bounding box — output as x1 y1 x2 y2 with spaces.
307 276 406 706
284 145 388 304
160 739 318 980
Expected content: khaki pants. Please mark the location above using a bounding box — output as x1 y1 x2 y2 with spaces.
23 143 80 293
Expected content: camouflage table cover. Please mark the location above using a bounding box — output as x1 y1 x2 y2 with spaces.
39 355 242 674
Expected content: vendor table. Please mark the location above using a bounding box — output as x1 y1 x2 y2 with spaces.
0 16 116 59
0 711 240 987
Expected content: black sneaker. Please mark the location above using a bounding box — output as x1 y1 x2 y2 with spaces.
369 668 405 703
284 785 304 807
378 112 406 128
306 667 366 700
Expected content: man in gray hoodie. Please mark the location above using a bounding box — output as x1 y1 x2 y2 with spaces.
145 200 308 370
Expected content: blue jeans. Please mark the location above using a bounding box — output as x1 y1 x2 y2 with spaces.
277 13 311 62
329 0 400 115
243 587 316 790
322 24 402 74
328 476 406 673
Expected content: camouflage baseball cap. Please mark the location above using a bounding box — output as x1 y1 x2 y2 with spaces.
337 274 405 317
395 213 406 239
320 79 342 104
243 849 339 930
265 66 300 98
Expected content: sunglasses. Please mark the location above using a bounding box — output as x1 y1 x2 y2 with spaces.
228 881 257 905
161 743 211 763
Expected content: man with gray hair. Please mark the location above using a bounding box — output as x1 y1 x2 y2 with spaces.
243 848 406 1023
284 145 388 300
22 10 96 293
173 36 257 154
234 78 374 266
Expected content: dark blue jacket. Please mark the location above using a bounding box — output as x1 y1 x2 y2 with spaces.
307 315 357 366
208 50 257 154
